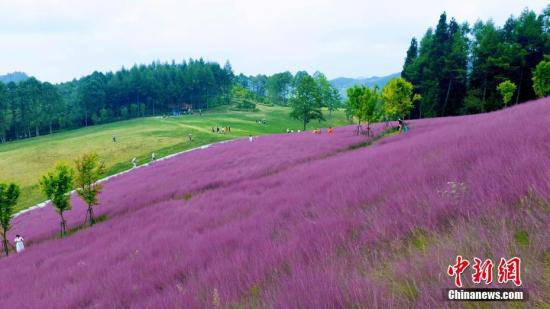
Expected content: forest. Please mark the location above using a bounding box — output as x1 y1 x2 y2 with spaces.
0 6 548 143
402 7 549 118
0 59 234 142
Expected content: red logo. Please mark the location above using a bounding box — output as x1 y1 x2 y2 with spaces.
448 256 521 287
472 258 493 284
498 257 522 287
447 255 470 287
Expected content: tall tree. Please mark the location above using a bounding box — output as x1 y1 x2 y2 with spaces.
313 72 341 117
347 85 380 136
532 55 550 97
40 163 74 237
0 183 20 256
289 74 324 130
75 153 106 226
382 78 418 120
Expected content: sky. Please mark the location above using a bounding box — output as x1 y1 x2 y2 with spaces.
0 0 547 83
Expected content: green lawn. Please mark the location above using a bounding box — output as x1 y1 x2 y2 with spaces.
0 104 350 211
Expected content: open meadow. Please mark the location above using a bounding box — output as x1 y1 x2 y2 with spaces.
0 98 548 308
0 104 349 211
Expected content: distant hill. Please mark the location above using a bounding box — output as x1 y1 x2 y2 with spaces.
330 72 400 98
0 72 29 84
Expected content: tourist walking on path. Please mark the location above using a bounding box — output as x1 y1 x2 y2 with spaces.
151 153 156 161
14 235 24 253
249 135 253 142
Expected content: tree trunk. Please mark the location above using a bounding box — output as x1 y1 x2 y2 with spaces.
515 68 523 105
85 111 88 127
35 125 39 137
60 212 66 237
482 76 487 112
442 78 452 116
49 120 53 134
87 206 95 226
303 118 306 131
2 230 8 256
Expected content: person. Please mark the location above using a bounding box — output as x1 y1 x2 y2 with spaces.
249 135 253 142
216 126 220 133
328 127 333 134
112 135 116 143
14 235 24 253
228 126 231 133
211 127 215 133
131 157 137 168
199 109 202 116
188 133 193 141
398 119 404 132
151 153 156 161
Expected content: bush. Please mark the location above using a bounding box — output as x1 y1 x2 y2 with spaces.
235 100 257 110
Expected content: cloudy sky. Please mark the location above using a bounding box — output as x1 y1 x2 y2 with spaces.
0 0 547 83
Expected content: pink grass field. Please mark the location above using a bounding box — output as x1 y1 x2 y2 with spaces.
0 98 549 308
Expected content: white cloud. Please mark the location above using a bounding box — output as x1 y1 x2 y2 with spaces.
0 0 546 82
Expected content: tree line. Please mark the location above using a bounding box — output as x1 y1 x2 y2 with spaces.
402 6 549 118
0 59 234 142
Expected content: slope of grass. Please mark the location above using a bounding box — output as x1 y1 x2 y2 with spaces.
0 104 349 211
0 98 548 307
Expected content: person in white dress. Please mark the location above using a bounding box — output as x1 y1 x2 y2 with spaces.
14 235 24 253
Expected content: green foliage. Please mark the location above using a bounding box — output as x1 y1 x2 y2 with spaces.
402 7 548 117
75 152 106 225
346 85 380 135
381 78 417 119
0 59 234 142
266 71 293 105
40 163 74 236
0 182 20 255
532 55 550 97
289 73 324 130
514 230 529 246
314 72 341 116
234 100 257 111
497 80 517 106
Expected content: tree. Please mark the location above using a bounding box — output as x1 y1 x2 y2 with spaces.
346 85 380 135
402 38 418 82
497 80 517 106
314 72 341 118
40 163 74 237
532 55 550 97
75 152 106 226
289 74 324 130
0 183 20 256
382 78 418 120
266 72 293 105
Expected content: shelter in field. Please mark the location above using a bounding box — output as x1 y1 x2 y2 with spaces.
171 103 193 116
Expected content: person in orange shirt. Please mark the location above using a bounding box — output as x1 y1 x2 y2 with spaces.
328 127 333 134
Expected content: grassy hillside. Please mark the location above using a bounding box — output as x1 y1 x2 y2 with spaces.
0 104 349 211
1 98 548 307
